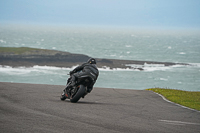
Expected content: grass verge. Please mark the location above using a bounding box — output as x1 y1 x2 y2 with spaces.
146 88 200 111
0 47 41 54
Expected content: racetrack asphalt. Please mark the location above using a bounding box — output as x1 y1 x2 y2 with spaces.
1 82 200 133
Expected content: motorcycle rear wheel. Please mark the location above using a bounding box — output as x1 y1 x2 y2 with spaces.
70 85 86 103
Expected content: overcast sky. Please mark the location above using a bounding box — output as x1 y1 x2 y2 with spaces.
0 0 200 29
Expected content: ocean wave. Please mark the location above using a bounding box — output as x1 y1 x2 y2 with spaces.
32 65 72 70
0 65 74 75
94 63 196 72
125 63 194 72
160 78 168 81
0 65 39 75
98 66 138 71
188 63 200 67
178 52 186 55
0 39 6 43
125 45 132 47
0 63 199 75
0 65 139 74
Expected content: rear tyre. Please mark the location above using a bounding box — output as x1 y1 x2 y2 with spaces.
70 85 86 103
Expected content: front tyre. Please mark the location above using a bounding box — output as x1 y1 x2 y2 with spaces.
70 85 86 103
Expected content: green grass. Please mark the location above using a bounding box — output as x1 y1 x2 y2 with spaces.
0 47 41 54
0 47 62 55
146 88 200 111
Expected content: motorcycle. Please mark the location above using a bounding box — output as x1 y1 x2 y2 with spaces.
60 72 92 103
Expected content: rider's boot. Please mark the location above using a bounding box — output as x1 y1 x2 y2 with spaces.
61 89 68 100
64 86 71 97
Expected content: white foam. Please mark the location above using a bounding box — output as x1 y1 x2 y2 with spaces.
178 52 186 55
0 39 6 43
188 63 200 67
160 78 168 81
0 65 135 73
33 65 68 70
171 64 185 68
0 62 198 74
71 63 198 72
144 66 171 72
131 34 135 37
144 62 165 67
0 65 78 75
126 63 169 72
125 63 190 72
0 65 37 75
98 66 136 71
125 45 132 47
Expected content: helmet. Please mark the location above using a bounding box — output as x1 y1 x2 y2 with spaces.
87 58 96 64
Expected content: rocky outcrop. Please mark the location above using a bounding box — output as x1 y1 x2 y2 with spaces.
0 53 90 67
0 47 188 70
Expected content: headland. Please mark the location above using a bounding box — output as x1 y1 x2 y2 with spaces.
0 47 188 70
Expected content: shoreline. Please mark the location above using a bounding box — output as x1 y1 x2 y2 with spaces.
0 47 188 70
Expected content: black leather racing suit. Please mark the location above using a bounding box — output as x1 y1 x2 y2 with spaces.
70 63 99 92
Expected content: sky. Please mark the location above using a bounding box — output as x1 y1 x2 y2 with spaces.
0 0 200 29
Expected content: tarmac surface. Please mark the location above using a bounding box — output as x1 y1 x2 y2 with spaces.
0 82 200 133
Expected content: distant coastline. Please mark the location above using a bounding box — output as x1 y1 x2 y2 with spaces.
0 47 188 70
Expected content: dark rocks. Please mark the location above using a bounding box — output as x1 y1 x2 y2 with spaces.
0 47 188 70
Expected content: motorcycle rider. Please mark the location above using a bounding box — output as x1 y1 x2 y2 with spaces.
67 58 99 93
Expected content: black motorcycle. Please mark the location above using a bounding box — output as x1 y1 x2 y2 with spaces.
60 72 92 103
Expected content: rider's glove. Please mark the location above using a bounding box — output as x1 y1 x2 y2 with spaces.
70 70 77 75
69 71 73 75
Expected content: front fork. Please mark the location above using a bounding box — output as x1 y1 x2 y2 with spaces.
63 82 72 99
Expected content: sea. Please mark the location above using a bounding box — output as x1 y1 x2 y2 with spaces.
0 24 200 91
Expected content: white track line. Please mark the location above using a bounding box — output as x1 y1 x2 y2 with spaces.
152 91 200 113
159 120 200 126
